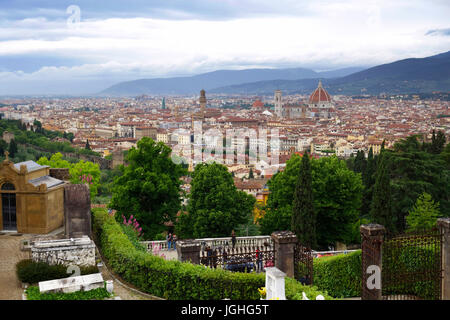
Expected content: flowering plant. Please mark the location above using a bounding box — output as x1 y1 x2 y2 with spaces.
258 287 266 299
122 214 144 238
79 173 93 185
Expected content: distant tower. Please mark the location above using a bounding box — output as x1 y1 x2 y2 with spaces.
199 89 206 119
161 97 166 110
274 90 283 118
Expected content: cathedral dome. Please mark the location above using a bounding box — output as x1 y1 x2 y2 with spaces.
252 99 264 108
309 80 331 104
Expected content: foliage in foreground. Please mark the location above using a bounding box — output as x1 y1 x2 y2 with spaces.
25 286 111 300
312 241 442 299
93 207 330 300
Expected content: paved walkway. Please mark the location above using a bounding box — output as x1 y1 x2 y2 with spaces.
0 233 32 300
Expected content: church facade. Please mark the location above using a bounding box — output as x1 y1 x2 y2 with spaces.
0 157 65 234
274 80 336 120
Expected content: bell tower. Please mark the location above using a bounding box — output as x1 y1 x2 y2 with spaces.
199 89 206 119
274 90 282 118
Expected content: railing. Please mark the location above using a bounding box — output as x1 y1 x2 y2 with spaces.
199 244 275 273
141 235 273 253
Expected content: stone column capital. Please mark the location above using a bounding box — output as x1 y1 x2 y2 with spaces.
360 224 385 238
271 231 298 244
438 218 450 230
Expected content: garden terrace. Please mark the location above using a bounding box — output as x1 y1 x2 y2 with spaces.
92 207 332 300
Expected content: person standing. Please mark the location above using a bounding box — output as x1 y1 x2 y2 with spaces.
167 232 172 250
256 248 263 272
231 230 236 249
172 234 177 250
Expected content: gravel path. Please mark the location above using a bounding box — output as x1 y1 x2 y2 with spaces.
0 233 31 300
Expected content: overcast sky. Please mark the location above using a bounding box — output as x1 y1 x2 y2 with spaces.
0 0 449 95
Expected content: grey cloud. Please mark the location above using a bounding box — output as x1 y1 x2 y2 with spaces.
425 28 450 36
0 0 312 21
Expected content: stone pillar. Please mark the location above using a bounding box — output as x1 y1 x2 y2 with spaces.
271 231 297 278
176 240 201 264
360 224 385 300
438 218 450 300
64 184 91 238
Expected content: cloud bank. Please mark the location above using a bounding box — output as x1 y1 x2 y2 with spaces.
0 0 449 95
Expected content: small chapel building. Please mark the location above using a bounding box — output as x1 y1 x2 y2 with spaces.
0 154 65 234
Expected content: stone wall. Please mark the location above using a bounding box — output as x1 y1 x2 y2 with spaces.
31 237 95 267
49 168 71 181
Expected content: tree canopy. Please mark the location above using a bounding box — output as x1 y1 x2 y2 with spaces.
259 154 363 249
175 162 255 239
110 137 186 239
37 152 101 198
406 192 441 231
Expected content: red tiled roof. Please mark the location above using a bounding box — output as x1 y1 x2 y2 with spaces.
309 81 331 104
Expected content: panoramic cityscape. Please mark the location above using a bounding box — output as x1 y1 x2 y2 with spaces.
0 0 449 312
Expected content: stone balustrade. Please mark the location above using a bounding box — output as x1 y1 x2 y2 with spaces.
141 235 273 253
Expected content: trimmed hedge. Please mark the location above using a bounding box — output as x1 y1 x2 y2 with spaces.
92 207 331 300
313 251 362 298
16 259 99 285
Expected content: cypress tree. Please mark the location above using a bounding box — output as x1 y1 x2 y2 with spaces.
248 168 254 179
370 152 395 234
291 151 317 248
8 139 18 158
361 147 375 216
431 130 446 154
85 139 91 150
354 150 367 174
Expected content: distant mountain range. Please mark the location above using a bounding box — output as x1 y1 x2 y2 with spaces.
100 67 366 96
101 51 450 96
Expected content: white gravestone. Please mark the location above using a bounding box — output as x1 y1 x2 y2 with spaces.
39 273 104 294
265 267 286 300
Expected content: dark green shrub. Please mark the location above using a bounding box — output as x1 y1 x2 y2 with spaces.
16 259 99 284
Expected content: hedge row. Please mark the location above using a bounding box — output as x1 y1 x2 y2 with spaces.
92 208 331 300
313 251 362 299
312 243 441 299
